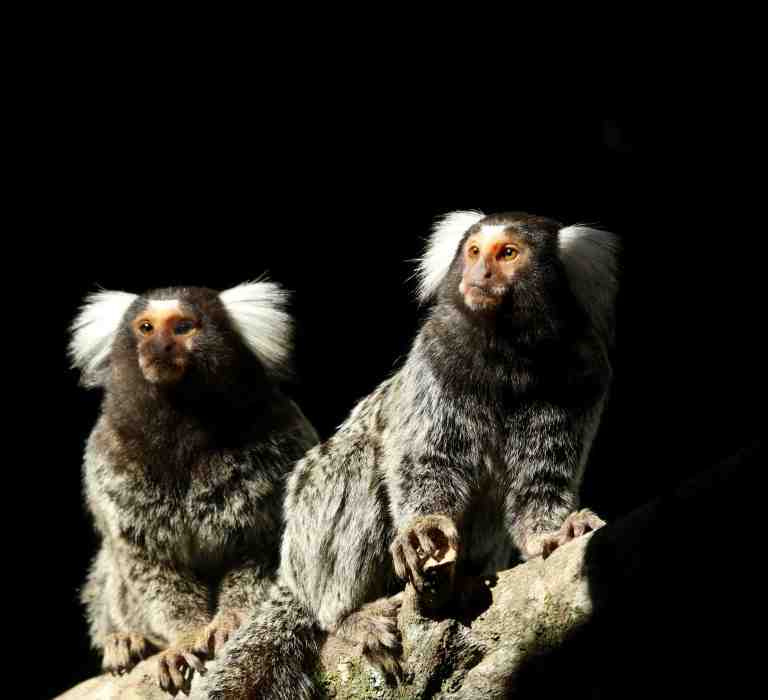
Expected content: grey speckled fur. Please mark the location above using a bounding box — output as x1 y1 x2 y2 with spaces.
81 405 318 649
71 283 319 684
194 212 619 700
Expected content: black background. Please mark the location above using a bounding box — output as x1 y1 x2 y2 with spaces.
18 65 765 698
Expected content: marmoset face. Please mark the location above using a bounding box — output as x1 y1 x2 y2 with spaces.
131 299 202 385
71 281 292 391
458 224 533 312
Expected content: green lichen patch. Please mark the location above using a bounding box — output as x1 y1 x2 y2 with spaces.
313 657 398 700
518 594 587 657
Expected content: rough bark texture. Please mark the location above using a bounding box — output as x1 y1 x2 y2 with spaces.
55 441 764 699
55 533 594 700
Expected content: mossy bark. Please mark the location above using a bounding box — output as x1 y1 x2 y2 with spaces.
56 532 596 700
55 448 765 699
309 531 594 699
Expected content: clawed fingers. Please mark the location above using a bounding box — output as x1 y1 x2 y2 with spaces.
157 653 182 695
563 508 606 539
158 653 181 694
192 627 216 658
390 514 461 591
411 528 438 560
157 658 171 690
168 659 186 695
182 651 206 675
390 534 425 588
157 649 204 695
541 536 559 559
192 610 243 659
580 509 606 531
359 612 403 686
542 509 607 559
414 514 461 562
390 540 407 580
102 633 151 676
570 518 585 538
402 537 425 588
110 637 130 675
435 517 460 552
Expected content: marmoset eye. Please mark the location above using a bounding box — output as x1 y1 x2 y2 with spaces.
174 320 195 335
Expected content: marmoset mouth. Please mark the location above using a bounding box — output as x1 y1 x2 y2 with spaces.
468 284 504 296
147 354 185 366
465 285 505 307
141 356 186 370
139 355 187 383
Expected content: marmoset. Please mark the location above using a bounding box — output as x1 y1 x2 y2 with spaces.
193 212 619 699
70 281 318 694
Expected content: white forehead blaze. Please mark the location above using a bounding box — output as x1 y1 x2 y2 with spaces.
470 224 509 247
147 299 181 313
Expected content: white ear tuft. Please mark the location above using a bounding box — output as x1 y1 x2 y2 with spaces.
69 290 138 387
558 225 620 345
416 210 486 302
219 280 293 377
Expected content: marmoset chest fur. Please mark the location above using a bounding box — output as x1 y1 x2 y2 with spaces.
84 414 289 575
362 320 608 576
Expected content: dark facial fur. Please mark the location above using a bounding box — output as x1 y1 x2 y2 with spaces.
105 287 292 476
113 287 269 393
441 213 582 336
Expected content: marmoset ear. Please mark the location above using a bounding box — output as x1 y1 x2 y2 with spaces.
219 279 293 378
558 225 620 346
69 290 138 388
416 210 486 302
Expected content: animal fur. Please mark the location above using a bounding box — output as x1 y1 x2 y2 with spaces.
193 214 619 699
71 281 319 691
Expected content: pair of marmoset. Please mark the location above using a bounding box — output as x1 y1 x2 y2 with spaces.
69 211 618 699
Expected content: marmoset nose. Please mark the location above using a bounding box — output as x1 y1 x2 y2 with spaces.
470 259 493 284
151 333 175 354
